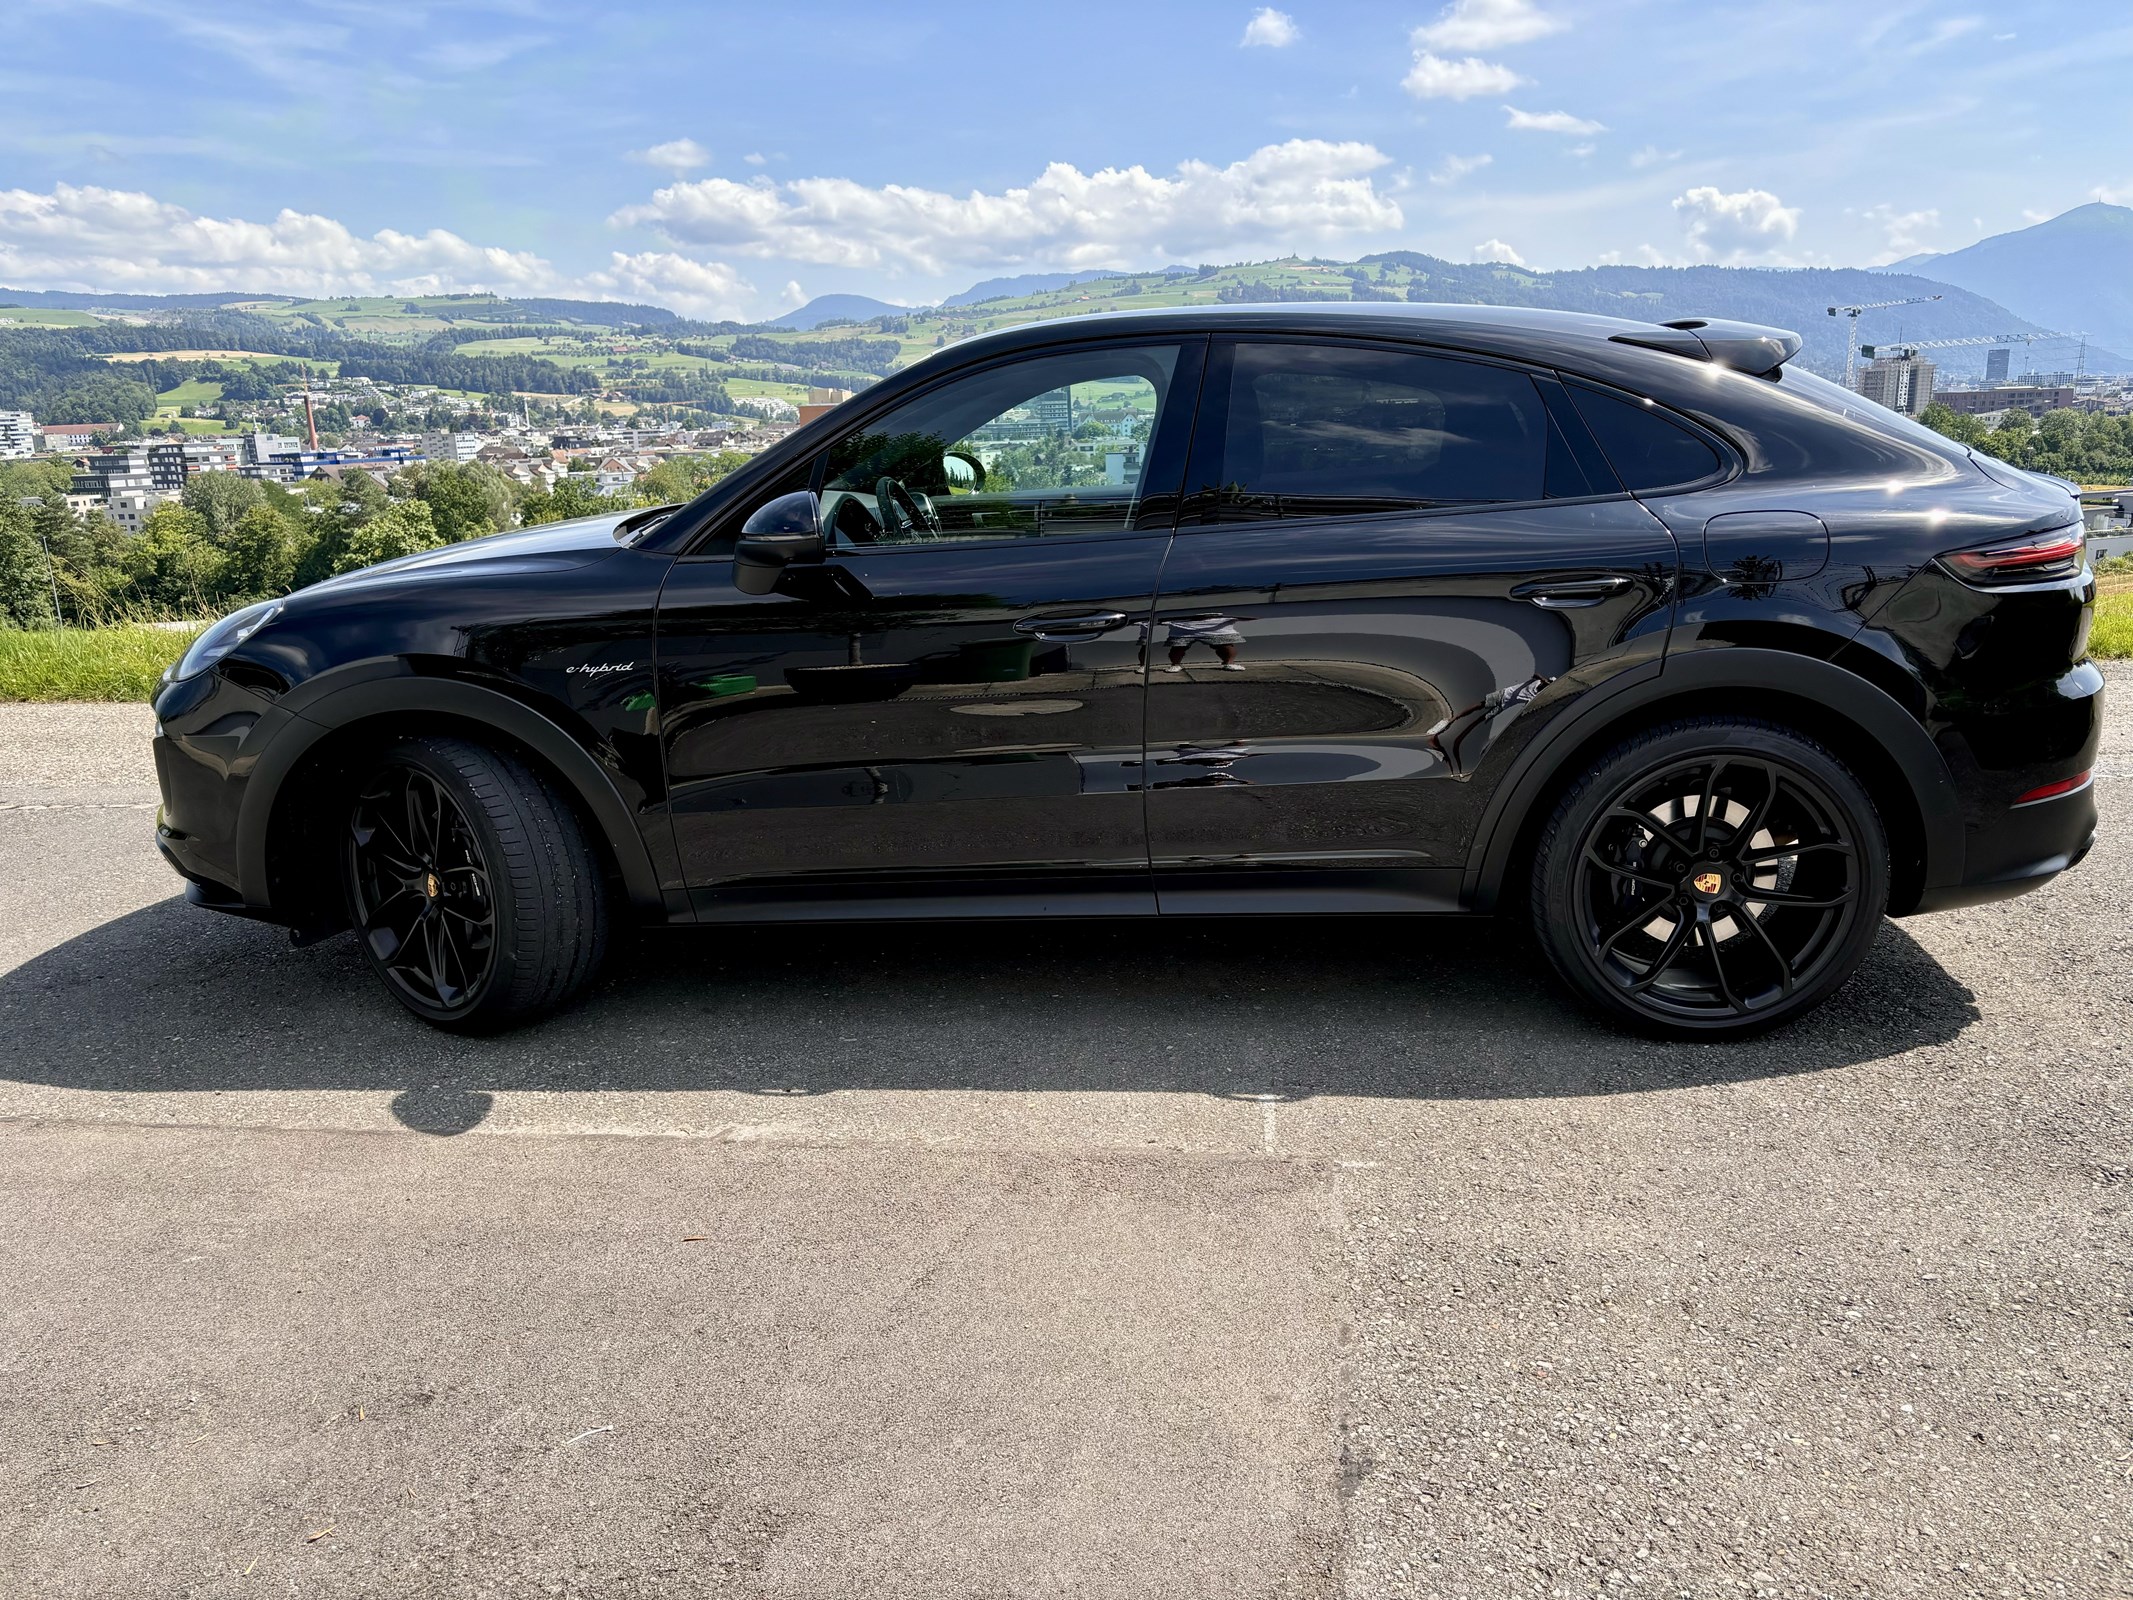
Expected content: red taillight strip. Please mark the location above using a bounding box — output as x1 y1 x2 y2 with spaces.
2013 770 2092 806
1944 531 2085 577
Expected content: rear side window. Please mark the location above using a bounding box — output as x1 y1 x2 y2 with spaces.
1194 342 1555 522
1566 384 1724 493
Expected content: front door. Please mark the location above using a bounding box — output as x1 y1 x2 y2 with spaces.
657 339 1200 917
1146 336 1678 911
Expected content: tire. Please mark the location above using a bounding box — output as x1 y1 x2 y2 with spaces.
342 735 611 1032
1530 716 1889 1038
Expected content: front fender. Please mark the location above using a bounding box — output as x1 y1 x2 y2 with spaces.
237 664 670 919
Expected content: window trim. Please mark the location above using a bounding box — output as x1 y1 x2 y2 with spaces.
676 334 1208 560
1175 333 1634 535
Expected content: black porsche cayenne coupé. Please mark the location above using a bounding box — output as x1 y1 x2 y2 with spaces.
151 303 2101 1037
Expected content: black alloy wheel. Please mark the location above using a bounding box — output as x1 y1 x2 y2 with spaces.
1533 718 1889 1037
348 761 496 1016
342 736 612 1032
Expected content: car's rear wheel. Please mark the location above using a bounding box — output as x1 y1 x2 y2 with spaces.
1531 717 1888 1037
343 735 610 1032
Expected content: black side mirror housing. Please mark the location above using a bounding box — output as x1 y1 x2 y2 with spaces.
734 491 824 595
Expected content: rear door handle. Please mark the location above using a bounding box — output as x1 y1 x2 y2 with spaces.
1510 576 1633 609
1014 611 1129 637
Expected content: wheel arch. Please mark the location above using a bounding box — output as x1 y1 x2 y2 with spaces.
1466 647 1964 919
238 670 666 927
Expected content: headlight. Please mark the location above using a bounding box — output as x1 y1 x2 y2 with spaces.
175 601 284 681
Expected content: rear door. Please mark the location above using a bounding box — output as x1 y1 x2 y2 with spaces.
656 338 1200 917
1147 336 1679 912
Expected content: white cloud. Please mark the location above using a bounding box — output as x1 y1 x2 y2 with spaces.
1472 238 1525 265
1861 203 1940 264
2093 182 2132 205
0 182 757 319
1671 185 1801 263
1504 106 1605 135
1909 15 1982 51
1241 8 1299 47
1403 53 1526 99
1429 152 1493 186
609 140 1405 277
578 252 754 319
1413 0 1563 51
1568 142 1596 159
1629 145 1684 169
630 138 711 174
743 152 768 167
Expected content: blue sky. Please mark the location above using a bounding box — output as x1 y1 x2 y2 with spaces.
5 0 2131 317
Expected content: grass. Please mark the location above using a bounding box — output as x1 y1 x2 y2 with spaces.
2094 584 2133 660
0 624 203 702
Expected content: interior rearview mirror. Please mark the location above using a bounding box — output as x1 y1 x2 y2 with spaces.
734 491 824 595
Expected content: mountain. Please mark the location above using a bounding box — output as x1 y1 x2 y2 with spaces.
1870 203 2133 357
944 270 1123 307
507 297 674 327
772 293 911 331
1350 254 2127 376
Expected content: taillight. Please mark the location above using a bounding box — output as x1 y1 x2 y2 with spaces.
1941 524 2086 585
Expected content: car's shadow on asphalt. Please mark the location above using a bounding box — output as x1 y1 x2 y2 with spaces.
0 897 1981 1134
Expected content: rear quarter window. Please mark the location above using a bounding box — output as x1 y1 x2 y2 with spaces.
1566 384 1725 493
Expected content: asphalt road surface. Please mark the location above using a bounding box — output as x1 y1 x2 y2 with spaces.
1 683 2126 1600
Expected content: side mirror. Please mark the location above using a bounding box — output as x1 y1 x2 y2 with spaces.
734 491 824 595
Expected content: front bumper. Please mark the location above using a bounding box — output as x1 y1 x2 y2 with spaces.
150 667 289 911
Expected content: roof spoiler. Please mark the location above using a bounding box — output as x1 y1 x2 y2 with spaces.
1609 317 1803 378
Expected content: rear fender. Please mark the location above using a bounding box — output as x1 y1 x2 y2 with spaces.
1463 645 1966 913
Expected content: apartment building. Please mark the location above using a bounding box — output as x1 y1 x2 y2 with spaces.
0 409 36 459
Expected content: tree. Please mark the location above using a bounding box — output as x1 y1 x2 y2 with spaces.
396 460 511 542
181 469 264 541
221 504 300 600
518 476 624 527
0 500 57 629
334 499 442 574
634 450 749 506
1918 403 1986 448
124 504 224 615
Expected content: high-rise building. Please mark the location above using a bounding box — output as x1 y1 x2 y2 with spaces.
146 438 240 490
1857 355 1937 417
1984 347 2011 384
0 409 36 459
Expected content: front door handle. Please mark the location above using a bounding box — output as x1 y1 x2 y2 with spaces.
1014 611 1129 637
1510 576 1633 609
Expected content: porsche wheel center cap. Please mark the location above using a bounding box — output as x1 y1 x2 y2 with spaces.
1691 869 1725 897
425 871 441 900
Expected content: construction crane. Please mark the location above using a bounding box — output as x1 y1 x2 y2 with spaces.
1827 295 1942 388
1862 328 2089 379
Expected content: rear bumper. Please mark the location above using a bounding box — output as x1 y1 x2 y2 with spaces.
1904 660 2103 915
1907 780 2098 913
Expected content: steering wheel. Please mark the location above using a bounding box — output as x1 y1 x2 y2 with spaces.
875 475 941 540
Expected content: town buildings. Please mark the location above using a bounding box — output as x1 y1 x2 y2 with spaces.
0 409 36 459
1855 353 1937 417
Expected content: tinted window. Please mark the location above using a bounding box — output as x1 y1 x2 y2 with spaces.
1198 343 1551 522
819 344 1179 545
1567 385 1724 492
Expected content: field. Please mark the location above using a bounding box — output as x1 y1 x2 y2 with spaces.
0 306 102 328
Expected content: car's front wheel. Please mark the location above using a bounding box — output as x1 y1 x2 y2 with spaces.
1531 717 1889 1037
343 735 610 1032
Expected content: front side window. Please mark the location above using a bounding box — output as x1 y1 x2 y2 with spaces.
818 344 1180 545
1192 342 1554 523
